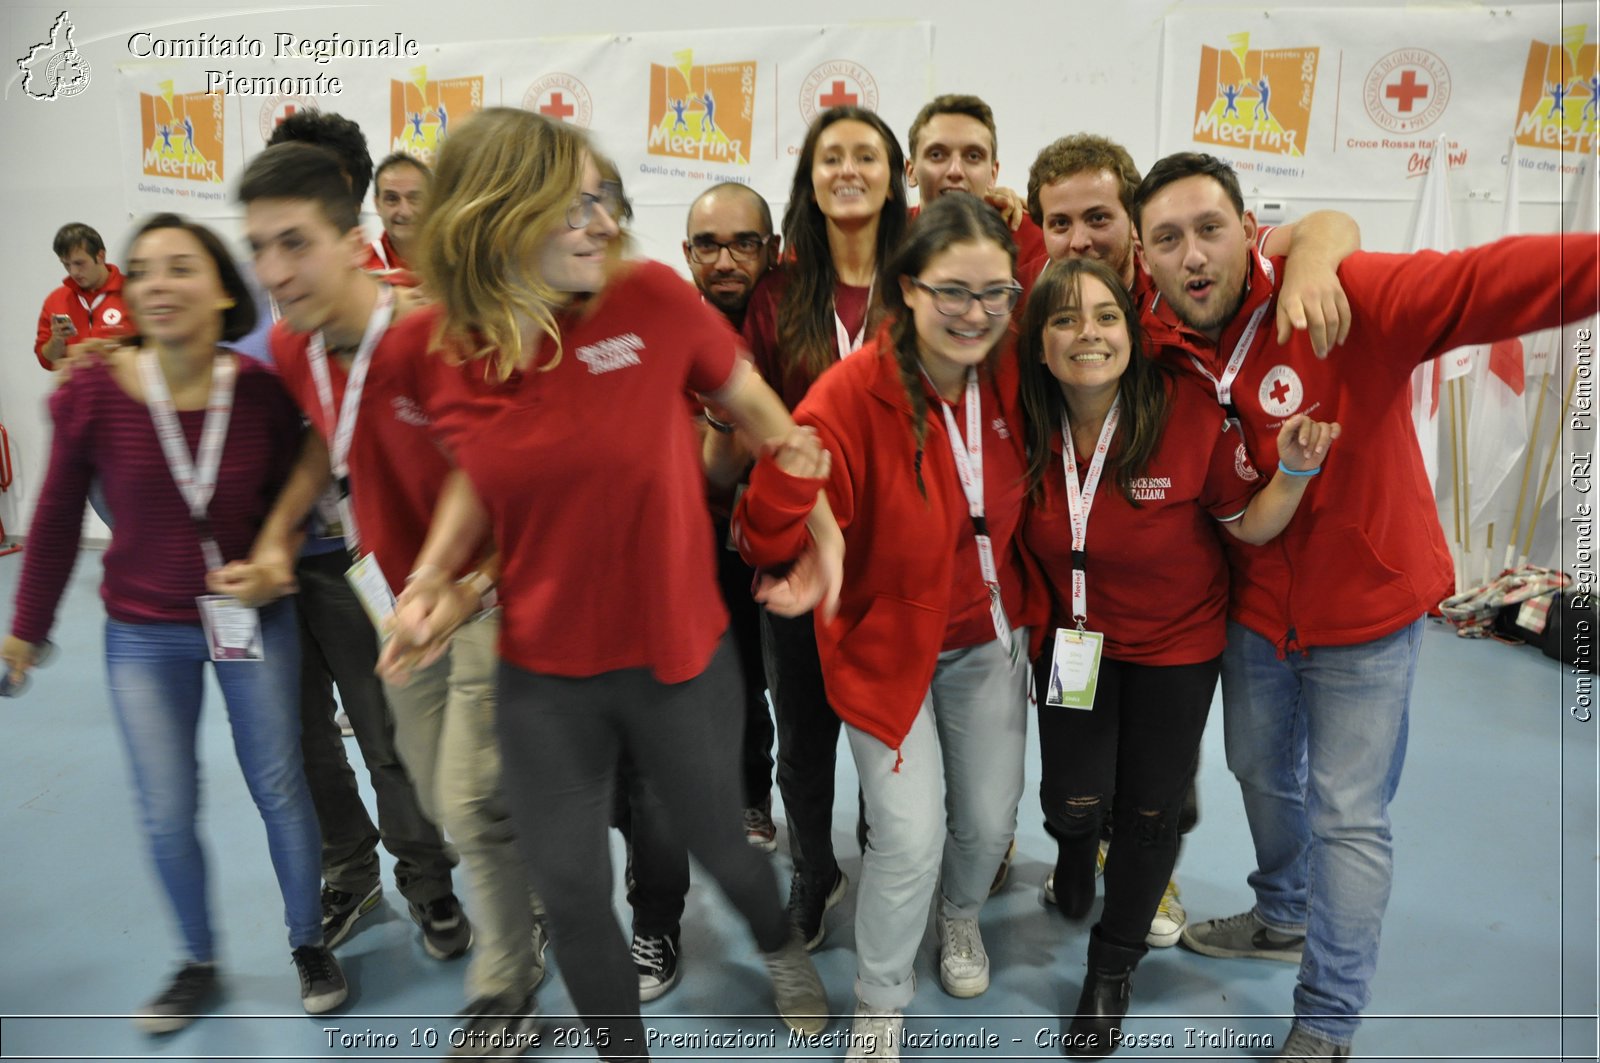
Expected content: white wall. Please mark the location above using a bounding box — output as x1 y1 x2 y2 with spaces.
0 0 1583 572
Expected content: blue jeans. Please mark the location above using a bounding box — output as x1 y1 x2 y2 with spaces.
1220 618 1422 1045
848 626 1030 1010
104 599 323 962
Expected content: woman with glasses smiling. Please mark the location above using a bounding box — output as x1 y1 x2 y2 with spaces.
376 109 838 1058
735 192 1034 1058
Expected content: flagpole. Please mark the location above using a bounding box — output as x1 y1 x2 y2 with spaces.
1522 364 1580 563
1458 376 1472 554
1447 377 1464 591
1506 373 1552 570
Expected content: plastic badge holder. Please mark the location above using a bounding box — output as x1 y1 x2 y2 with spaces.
0 639 56 698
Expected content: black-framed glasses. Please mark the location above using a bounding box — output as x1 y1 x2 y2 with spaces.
687 235 771 264
909 278 1022 316
567 181 625 229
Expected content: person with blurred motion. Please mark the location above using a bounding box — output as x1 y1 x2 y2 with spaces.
2 213 346 1031
377 109 836 1060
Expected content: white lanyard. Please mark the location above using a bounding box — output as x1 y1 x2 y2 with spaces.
1059 396 1122 629
929 366 1009 643
138 351 238 573
833 278 874 358
1184 256 1275 424
77 290 106 317
370 239 392 271
307 285 395 521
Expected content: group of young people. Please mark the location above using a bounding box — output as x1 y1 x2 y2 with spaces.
4 91 1595 1063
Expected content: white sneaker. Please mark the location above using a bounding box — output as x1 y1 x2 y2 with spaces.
936 914 990 997
1146 879 1186 948
844 1000 903 1060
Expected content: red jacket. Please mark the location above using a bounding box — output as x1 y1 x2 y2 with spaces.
34 265 135 368
735 335 1040 753
1148 232 1599 651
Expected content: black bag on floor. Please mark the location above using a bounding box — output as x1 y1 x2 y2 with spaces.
1495 589 1597 672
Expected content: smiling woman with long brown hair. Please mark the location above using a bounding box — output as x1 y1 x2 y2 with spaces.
1 213 344 1032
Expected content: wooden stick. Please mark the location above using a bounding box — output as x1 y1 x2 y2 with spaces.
1524 362 1581 561
1448 376 1463 547
1507 368 1552 570
1458 375 1472 552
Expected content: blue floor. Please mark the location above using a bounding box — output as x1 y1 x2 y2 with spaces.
0 548 1595 1062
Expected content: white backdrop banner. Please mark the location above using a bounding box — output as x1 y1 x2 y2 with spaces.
1157 5 1596 202
117 23 932 216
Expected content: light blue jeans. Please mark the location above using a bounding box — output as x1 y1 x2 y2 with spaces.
104 599 323 962
847 625 1030 1010
1220 618 1423 1045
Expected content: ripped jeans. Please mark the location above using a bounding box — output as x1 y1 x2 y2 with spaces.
1035 651 1220 951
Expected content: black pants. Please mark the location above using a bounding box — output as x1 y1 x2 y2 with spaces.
296 549 454 904
1036 650 1219 951
496 638 787 1060
712 515 775 806
611 756 689 938
760 609 843 888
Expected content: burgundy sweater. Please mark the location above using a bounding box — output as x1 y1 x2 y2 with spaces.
9 357 303 643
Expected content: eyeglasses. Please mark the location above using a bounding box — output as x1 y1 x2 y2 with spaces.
687 235 771 264
908 278 1022 317
567 181 625 229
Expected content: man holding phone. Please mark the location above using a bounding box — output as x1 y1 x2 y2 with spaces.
34 223 135 370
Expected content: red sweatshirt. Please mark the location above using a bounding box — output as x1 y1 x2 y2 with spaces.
734 336 1035 752
1147 232 1599 650
34 265 136 369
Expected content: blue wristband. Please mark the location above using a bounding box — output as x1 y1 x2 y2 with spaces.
1277 461 1321 478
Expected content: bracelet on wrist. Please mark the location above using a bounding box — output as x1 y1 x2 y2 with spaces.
1277 461 1321 478
703 408 736 435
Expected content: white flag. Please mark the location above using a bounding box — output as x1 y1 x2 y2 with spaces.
1465 142 1530 531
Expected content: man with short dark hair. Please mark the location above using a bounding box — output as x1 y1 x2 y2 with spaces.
1134 151 1597 1062
684 182 779 331
904 94 1044 263
34 223 135 369
225 140 549 1047
254 113 469 974
367 153 429 275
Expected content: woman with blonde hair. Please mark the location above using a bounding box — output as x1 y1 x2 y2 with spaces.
377 108 836 1059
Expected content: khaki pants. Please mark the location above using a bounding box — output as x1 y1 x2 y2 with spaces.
385 612 540 1000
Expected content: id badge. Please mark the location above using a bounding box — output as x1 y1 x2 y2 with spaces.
196 595 264 662
1045 627 1103 710
345 554 397 632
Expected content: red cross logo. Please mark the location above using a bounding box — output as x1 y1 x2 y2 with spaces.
540 92 576 120
1269 378 1292 405
274 104 297 127
1385 69 1429 113
819 80 857 108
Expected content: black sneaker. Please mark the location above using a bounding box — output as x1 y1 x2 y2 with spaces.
321 882 382 949
410 894 474 960
631 930 681 1002
291 944 348 1014
786 867 848 952
448 989 541 1058
134 962 218 1034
